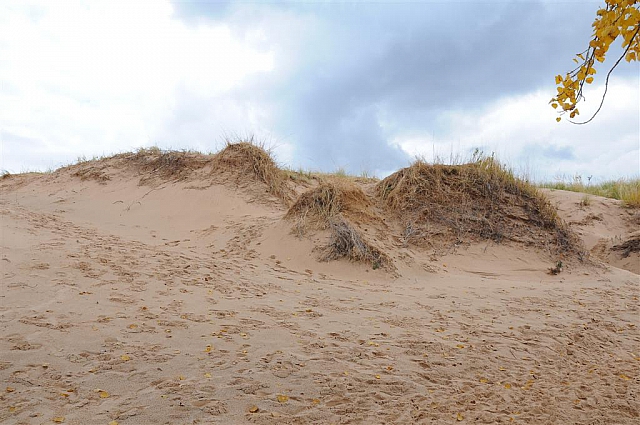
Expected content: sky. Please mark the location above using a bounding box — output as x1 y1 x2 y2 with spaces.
1 0 638 182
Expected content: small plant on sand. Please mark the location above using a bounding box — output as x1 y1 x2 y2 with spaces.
548 260 563 275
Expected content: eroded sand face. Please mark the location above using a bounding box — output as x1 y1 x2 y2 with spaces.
1 172 638 424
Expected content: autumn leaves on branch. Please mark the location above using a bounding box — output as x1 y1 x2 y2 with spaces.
551 0 639 123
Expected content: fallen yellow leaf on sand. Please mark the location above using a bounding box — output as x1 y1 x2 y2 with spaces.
277 395 289 403
120 354 131 361
109 421 119 425
127 324 138 329
619 374 631 381
312 398 320 404
457 412 464 421
456 344 465 349
375 375 381 379
479 378 488 384
248 405 259 413
204 373 212 378
5 387 15 393
504 383 512 389
99 390 110 398
9 406 16 413
205 345 213 353
53 417 65 423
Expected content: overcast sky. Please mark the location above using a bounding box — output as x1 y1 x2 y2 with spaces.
1 0 638 181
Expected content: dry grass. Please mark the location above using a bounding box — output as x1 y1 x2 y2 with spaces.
611 235 640 258
71 167 111 183
212 141 291 203
286 179 391 270
285 180 372 233
321 217 392 270
540 178 640 208
130 147 212 184
376 155 581 256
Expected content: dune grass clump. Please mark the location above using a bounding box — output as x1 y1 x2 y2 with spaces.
376 155 580 255
285 180 372 233
321 217 392 270
213 141 291 202
541 178 640 208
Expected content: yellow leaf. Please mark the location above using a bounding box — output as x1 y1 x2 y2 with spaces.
586 77 594 84
456 344 465 349
60 392 69 397
9 406 16 413
556 117 562 122
577 53 585 60
240 333 248 337
551 103 558 109
504 383 512 389
248 405 259 413
120 355 131 361
5 387 15 393
573 58 579 63
312 398 320 404
53 418 65 423
178 375 185 380
205 344 213 353
620 374 632 381
457 412 464 421
127 324 138 329
109 421 119 425
99 390 110 398
555 75 563 84
375 374 381 379
479 378 488 383
277 394 289 403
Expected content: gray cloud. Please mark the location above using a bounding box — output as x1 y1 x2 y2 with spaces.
170 0 628 175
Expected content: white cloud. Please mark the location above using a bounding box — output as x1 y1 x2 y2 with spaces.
0 0 274 172
393 76 639 181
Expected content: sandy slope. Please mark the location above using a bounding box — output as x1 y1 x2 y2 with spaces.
544 189 640 275
1 169 638 425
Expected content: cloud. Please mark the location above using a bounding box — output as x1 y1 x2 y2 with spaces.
393 76 639 181
0 0 273 171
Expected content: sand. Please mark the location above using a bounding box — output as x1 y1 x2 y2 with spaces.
1 163 638 424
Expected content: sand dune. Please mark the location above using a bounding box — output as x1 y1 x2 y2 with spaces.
1 148 638 424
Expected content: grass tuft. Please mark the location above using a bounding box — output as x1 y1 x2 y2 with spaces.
321 217 392 270
212 139 291 203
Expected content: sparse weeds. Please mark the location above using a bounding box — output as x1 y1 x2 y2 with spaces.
541 177 640 208
1 170 11 180
579 194 591 207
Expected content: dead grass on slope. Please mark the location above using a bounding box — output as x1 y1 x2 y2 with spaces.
376 156 582 257
129 148 212 184
212 141 291 203
285 180 373 233
321 217 392 271
286 180 392 270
